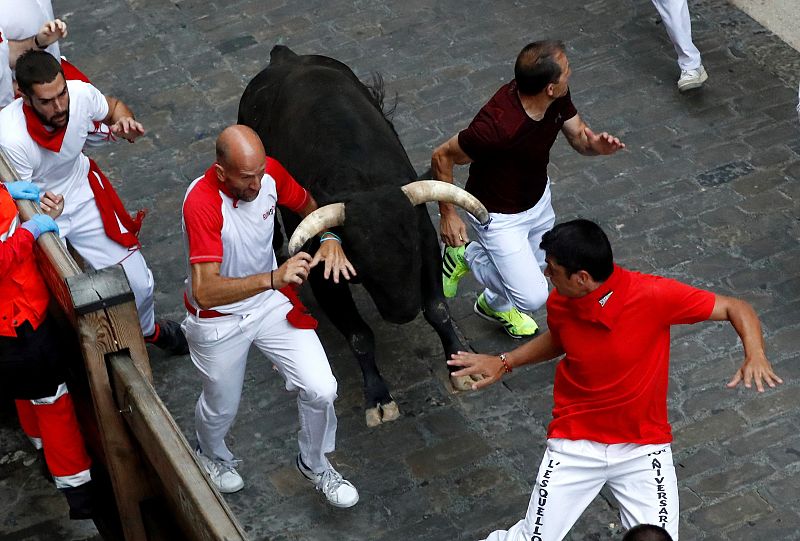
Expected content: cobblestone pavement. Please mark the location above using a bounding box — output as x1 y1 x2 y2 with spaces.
1 1 799 540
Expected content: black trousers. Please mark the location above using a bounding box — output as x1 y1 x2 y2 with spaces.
0 315 69 400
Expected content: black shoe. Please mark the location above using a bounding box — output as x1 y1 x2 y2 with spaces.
145 320 189 356
62 482 94 520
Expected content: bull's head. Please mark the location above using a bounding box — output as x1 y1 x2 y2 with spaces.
288 181 490 324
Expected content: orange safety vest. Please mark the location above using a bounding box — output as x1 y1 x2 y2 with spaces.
0 187 50 337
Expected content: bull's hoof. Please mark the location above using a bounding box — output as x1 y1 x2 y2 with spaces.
450 373 482 392
381 401 400 422
365 407 382 427
364 401 401 427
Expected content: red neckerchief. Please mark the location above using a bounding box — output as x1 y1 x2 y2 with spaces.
22 103 67 153
86 159 145 249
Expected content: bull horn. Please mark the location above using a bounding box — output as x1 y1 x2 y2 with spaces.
288 203 346 255
401 180 490 226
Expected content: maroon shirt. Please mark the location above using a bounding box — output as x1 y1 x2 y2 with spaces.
458 81 577 214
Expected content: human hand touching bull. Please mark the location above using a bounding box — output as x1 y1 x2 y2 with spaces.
311 235 356 284
273 244 356 288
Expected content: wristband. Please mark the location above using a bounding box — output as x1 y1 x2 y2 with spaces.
499 353 512 374
320 231 341 243
270 270 274 290
34 35 44 49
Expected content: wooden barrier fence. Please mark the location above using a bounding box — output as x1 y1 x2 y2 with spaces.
1 149 247 541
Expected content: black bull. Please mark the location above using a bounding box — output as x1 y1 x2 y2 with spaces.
238 45 476 426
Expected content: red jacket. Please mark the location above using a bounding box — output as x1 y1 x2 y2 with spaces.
0 186 50 337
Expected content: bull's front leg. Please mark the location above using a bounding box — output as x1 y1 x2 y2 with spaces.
416 209 479 391
308 271 400 427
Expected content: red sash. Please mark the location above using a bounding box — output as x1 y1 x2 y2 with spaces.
86 159 146 249
280 283 318 329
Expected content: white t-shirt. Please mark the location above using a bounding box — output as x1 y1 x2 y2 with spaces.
0 80 109 213
0 26 13 107
0 0 60 61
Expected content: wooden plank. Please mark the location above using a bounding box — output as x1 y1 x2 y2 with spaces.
110 353 248 541
75 310 155 541
0 149 80 320
67 266 135 315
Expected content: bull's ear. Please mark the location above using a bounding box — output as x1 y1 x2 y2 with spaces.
270 45 298 65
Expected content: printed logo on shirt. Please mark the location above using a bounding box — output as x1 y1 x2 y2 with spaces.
598 291 613 307
0 31 3 44
262 206 275 220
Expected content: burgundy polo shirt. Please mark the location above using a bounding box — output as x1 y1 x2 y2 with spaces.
458 80 577 214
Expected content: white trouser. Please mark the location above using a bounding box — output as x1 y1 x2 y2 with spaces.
651 0 702 71
183 291 338 473
57 196 156 336
482 439 679 541
465 183 555 313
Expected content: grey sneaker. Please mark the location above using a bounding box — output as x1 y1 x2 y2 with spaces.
677 65 708 92
296 454 359 508
195 447 244 494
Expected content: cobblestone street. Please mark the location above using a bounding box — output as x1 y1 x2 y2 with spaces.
1 0 799 539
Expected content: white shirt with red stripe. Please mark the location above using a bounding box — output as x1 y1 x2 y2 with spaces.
182 158 309 316
0 80 108 214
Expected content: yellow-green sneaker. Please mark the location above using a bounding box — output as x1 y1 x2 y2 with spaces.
442 244 470 298
473 293 538 339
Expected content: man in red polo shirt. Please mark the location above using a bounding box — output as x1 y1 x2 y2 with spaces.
433 41 624 339
447 219 781 540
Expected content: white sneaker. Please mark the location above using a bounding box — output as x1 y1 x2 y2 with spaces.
296 454 359 508
195 447 244 494
677 65 708 92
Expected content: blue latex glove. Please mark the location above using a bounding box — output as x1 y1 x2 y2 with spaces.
5 181 41 201
21 214 59 240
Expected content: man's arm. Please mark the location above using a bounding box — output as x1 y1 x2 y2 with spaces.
446 330 565 390
561 114 625 156
7 20 67 69
431 134 473 247
103 96 144 142
191 254 314 310
297 193 356 283
709 294 783 392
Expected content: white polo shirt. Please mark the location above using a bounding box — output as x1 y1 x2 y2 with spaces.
182 157 309 315
0 80 108 214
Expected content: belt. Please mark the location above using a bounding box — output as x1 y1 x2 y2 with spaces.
184 293 227 319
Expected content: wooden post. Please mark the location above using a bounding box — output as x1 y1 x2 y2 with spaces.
110 353 248 541
68 267 156 541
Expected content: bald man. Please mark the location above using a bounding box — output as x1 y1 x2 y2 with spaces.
181 125 359 507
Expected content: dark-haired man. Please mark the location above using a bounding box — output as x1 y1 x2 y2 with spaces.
0 50 186 353
623 524 673 541
433 41 624 339
448 219 781 540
